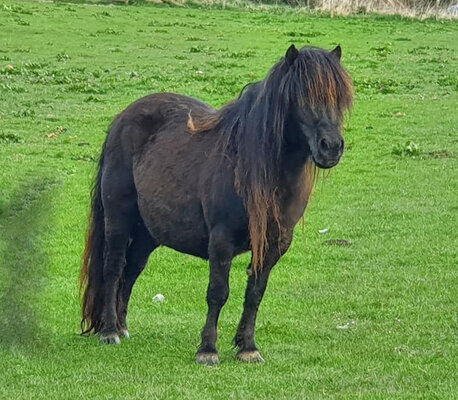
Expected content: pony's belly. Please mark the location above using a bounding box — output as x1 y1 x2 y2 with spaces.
137 195 210 259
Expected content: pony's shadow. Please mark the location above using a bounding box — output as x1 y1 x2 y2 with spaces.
0 177 57 351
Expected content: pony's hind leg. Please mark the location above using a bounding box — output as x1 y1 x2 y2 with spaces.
196 225 234 365
117 220 157 339
100 224 132 344
99 170 137 344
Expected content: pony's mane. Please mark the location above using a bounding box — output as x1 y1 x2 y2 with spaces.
189 46 353 270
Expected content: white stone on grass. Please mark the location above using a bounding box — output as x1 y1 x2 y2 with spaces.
153 293 165 303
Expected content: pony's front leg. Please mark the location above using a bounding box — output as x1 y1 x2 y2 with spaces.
196 226 234 365
234 231 293 362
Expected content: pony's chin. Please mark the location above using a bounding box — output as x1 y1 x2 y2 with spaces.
313 157 340 169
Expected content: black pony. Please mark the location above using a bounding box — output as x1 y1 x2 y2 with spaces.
80 45 353 365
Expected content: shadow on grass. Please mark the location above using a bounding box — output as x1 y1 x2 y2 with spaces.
0 177 58 351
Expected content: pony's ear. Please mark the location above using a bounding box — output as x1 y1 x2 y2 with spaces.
285 44 299 66
330 45 342 61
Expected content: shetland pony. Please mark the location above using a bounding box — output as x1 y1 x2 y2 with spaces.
80 45 353 364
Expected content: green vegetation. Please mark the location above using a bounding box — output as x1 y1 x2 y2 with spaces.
0 1 456 398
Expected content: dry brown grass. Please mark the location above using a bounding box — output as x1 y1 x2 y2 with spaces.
314 0 457 19
153 0 458 19
107 0 457 19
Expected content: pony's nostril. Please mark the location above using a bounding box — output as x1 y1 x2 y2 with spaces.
319 138 330 152
319 137 344 155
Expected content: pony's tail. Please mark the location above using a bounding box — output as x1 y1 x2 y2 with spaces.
79 144 106 335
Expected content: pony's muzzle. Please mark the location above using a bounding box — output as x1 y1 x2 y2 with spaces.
314 136 344 169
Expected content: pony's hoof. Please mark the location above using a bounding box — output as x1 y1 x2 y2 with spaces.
196 352 219 366
120 329 130 340
237 350 265 363
100 333 121 345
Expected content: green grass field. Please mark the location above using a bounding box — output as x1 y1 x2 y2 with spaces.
0 1 457 398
